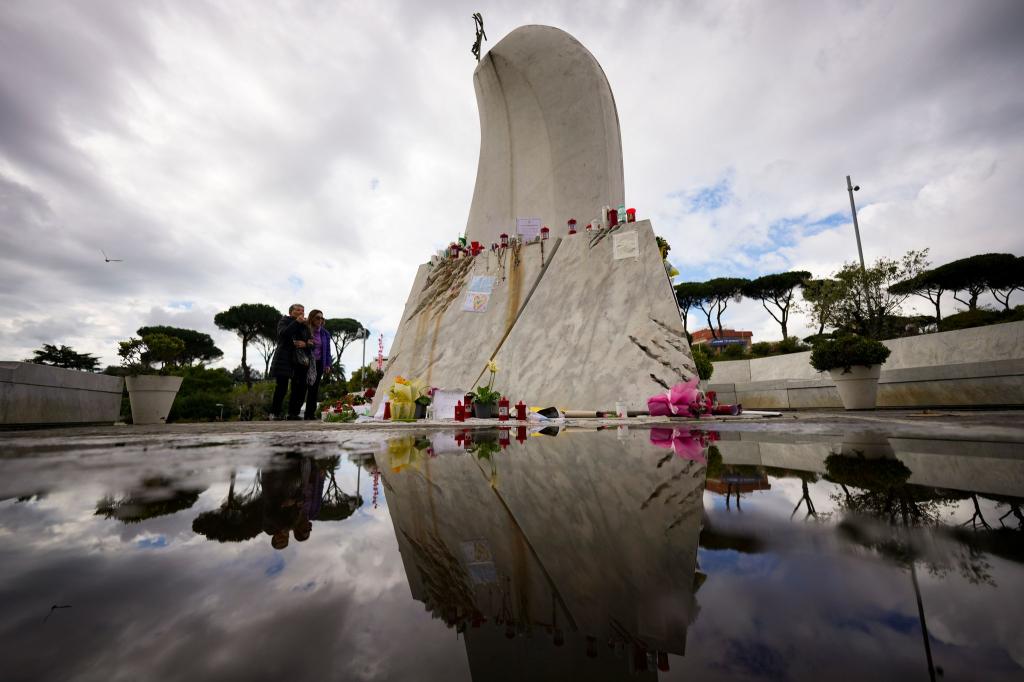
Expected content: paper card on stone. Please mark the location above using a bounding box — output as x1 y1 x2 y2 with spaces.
516 217 541 241
467 275 495 294
432 390 465 419
613 230 640 260
462 291 490 313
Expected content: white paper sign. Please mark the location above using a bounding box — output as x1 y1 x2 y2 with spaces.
431 389 466 420
612 230 640 260
516 217 542 241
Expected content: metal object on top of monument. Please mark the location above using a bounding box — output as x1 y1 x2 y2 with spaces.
466 25 624 247
377 25 695 413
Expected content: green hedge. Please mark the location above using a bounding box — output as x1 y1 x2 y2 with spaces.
809 335 891 372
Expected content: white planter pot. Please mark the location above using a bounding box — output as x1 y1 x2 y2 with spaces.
828 365 882 410
125 375 183 425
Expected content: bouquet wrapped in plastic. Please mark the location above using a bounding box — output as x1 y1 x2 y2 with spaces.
388 376 428 420
646 377 708 418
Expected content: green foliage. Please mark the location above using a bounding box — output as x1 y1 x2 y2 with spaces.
347 365 384 392
718 343 747 360
691 346 714 381
675 281 708 334
932 253 1017 311
890 269 947 322
809 335 891 372
830 249 930 339
136 326 222 366
802 332 835 345
324 317 368 366
28 344 99 371
939 306 1022 332
318 380 350 404
118 334 186 375
697 277 749 338
214 303 280 387
470 361 501 405
167 366 234 422
984 255 1024 310
471 384 501 405
748 337 808 358
741 271 810 339
230 381 276 421
801 278 845 335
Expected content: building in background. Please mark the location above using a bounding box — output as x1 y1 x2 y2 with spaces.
690 328 753 354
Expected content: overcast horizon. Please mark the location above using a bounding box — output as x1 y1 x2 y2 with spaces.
2 0 1023 374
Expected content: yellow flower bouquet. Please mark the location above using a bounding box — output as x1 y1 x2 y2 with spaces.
388 376 428 420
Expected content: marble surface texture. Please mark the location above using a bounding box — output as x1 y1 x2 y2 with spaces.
376 221 696 413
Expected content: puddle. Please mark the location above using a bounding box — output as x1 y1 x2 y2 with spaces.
1 425 1022 680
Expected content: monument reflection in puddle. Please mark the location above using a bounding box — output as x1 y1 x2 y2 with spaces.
377 427 710 679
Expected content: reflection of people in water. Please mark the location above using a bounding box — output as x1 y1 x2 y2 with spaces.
261 454 326 550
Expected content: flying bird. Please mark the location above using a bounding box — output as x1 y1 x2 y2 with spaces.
101 249 123 263
43 604 72 623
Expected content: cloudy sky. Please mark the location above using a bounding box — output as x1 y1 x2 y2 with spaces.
2 0 1023 372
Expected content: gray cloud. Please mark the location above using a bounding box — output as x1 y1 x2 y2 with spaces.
1 0 1022 367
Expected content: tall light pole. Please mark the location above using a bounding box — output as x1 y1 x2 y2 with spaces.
846 175 867 272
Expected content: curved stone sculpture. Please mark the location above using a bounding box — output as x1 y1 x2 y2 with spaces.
373 25 696 414
466 25 625 245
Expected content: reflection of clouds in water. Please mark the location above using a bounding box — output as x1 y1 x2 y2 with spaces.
0 458 469 681
676 547 1024 680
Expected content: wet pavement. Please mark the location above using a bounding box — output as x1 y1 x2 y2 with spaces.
1 413 1023 681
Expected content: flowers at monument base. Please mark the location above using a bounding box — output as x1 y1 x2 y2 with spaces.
388 376 431 419
322 401 357 423
385 436 430 473
471 361 501 406
646 377 709 418
649 428 718 463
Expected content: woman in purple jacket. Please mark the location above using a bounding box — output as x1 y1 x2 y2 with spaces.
304 309 333 420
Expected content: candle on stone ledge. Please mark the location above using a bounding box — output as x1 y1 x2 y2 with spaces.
540 226 549 241
626 207 636 223
500 232 509 248
568 218 577 235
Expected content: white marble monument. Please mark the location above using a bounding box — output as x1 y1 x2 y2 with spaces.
376 26 695 412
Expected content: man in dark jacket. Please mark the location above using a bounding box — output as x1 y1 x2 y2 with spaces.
269 303 313 419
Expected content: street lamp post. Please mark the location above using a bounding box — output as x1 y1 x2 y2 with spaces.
846 175 867 272
359 327 369 391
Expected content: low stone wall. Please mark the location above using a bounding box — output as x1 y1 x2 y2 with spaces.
0 362 124 426
707 321 1024 409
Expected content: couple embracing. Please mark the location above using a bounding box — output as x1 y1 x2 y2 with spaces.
269 303 333 420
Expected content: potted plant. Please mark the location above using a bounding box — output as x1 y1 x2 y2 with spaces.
118 333 186 424
809 335 891 410
470 361 500 418
415 388 433 419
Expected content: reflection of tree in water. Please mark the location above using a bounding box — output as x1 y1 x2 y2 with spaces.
824 453 1006 587
317 456 363 521
400 529 483 628
825 455 955 526
192 470 264 542
95 476 204 524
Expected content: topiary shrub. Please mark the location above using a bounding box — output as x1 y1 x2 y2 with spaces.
809 335 891 373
